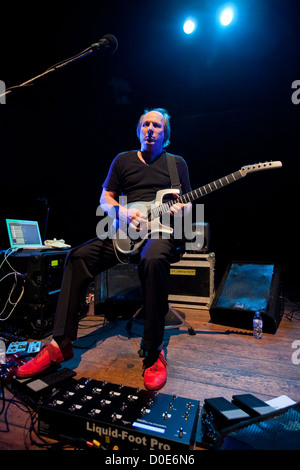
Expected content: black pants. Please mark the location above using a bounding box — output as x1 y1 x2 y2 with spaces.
53 237 182 352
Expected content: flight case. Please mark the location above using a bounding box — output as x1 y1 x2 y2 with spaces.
168 252 215 310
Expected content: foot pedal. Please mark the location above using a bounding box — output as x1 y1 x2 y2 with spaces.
232 394 275 417
26 367 76 395
204 397 250 429
6 341 28 355
12 367 76 402
27 341 42 354
6 340 42 355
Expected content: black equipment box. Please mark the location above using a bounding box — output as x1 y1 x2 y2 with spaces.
0 249 68 303
6 300 59 339
168 252 215 310
38 376 200 451
0 249 68 338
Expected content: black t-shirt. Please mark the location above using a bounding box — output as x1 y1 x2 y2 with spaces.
102 150 191 204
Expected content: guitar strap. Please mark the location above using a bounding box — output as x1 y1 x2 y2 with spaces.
166 153 186 253
166 153 181 192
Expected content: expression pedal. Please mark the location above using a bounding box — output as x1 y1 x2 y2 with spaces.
38 377 200 450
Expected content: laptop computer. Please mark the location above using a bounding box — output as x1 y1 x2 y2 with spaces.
6 219 47 250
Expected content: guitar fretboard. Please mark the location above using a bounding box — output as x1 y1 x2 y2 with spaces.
150 170 243 219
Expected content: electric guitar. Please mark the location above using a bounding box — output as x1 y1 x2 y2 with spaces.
113 161 282 255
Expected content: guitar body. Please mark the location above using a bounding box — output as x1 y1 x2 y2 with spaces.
113 189 180 255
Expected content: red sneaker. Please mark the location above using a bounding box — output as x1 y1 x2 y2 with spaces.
16 343 73 378
143 350 167 391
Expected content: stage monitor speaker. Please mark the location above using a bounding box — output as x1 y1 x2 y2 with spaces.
209 262 281 333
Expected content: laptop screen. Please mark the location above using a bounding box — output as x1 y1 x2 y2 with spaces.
6 219 43 248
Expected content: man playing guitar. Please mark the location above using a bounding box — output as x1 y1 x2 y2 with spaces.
17 108 193 391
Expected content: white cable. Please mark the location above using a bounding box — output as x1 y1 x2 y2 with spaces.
0 248 21 274
0 272 24 321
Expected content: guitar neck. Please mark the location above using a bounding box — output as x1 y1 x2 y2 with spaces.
154 169 243 217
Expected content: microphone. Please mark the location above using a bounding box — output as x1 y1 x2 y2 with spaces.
91 34 118 54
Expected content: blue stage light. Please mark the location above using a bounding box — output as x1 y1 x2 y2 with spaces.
183 19 196 34
220 7 234 26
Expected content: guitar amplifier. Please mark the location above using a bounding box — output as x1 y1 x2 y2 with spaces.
94 263 142 316
168 252 215 310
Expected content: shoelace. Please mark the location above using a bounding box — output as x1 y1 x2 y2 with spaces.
149 352 167 371
35 344 59 363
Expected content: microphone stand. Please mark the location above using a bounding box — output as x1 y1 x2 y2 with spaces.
43 204 50 243
0 39 113 100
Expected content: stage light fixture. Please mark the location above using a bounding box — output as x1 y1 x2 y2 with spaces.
220 7 234 26
183 19 196 34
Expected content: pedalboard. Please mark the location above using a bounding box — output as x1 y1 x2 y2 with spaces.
38 377 200 451
8 364 276 450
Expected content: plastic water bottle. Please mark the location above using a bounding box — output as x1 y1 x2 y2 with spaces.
253 311 263 339
0 340 6 364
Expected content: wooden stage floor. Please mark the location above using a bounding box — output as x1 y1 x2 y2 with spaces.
0 296 299 451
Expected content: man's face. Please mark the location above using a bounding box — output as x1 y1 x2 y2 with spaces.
139 111 165 152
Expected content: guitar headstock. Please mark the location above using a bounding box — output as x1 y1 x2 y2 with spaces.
240 161 282 176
